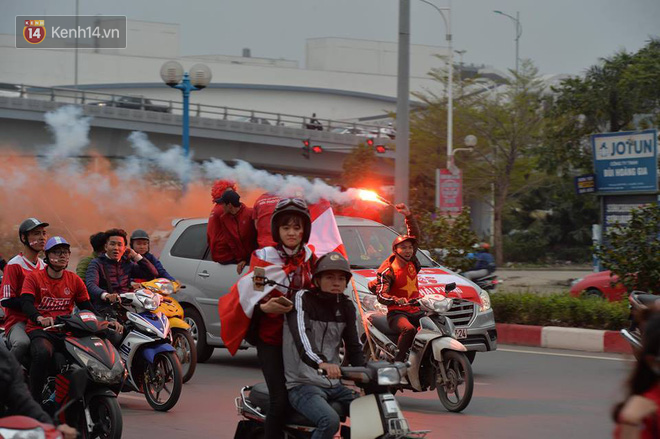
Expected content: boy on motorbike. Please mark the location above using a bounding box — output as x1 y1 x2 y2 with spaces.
1 218 49 366
20 237 109 401
129 229 175 281
283 252 365 439
368 203 424 362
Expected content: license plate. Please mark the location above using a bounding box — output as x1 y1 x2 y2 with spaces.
455 328 468 339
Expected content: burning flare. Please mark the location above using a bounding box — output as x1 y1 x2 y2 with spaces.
357 189 393 207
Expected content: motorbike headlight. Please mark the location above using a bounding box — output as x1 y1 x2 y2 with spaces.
74 347 124 384
376 367 401 385
433 297 453 313
0 427 47 439
479 290 491 313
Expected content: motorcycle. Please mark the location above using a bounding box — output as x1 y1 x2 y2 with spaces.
115 288 183 411
473 274 499 292
620 291 659 357
140 278 197 383
361 283 474 412
43 312 124 439
234 361 429 439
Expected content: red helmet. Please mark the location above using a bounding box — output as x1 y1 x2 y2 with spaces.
392 234 417 253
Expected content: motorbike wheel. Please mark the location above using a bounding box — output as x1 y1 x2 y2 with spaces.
81 396 122 439
436 350 474 412
143 351 183 411
172 328 197 383
184 307 214 363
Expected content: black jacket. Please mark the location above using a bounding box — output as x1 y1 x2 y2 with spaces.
0 345 52 423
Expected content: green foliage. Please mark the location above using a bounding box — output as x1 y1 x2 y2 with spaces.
491 292 630 330
340 143 384 189
417 209 478 272
594 204 660 294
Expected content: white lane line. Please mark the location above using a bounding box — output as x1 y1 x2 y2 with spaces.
498 347 634 362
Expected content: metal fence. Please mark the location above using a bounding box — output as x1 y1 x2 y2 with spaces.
4 83 395 138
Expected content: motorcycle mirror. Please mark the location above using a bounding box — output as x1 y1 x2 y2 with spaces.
445 282 457 292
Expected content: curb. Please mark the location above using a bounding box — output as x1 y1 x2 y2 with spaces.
496 323 633 355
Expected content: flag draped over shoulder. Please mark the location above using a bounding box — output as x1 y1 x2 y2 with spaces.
218 200 344 355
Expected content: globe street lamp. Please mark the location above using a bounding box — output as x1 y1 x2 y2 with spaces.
494 10 522 75
160 61 212 158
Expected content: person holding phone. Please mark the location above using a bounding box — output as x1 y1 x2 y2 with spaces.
239 198 317 439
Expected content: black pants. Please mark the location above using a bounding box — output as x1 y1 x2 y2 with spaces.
256 340 288 439
388 311 425 362
28 330 63 402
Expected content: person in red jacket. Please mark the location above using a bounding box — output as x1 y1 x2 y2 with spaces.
0 218 48 366
368 203 423 362
216 190 258 274
207 179 236 264
252 192 280 249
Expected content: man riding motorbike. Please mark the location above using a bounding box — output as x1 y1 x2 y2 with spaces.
368 203 424 362
129 229 175 281
462 242 496 281
1 218 49 366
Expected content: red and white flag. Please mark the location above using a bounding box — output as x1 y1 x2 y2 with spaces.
218 200 345 355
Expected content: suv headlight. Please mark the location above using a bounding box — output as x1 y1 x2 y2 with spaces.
74 347 124 384
360 294 387 313
479 290 491 313
376 367 401 385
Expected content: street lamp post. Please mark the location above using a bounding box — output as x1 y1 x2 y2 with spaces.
160 61 212 158
493 10 522 75
418 0 453 210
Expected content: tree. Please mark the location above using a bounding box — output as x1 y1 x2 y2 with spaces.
595 204 660 294
416 208 478 272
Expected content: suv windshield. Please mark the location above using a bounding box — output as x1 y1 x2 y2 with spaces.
338 225 436 269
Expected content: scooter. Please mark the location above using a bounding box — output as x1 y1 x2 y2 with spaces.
361 283 474 412
620 291 659 357
0 416 64 439
140 278 197 383
115 288 183 411
473 274 499 292
234 361 429 439
43 312 125 439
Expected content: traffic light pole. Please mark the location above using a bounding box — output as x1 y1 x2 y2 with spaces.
394 0 411 231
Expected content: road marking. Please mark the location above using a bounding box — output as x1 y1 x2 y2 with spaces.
498 347 634 362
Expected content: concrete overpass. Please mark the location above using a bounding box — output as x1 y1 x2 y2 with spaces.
0 94 394 179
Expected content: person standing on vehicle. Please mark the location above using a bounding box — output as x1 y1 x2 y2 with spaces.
252 192 280 249
0 342 77 439
284 252 365 439
463 243 496 281
368 203 424 363
221 198 316 439
614 312 660 438
216 190 258 275
129 229 175 281
85 228 158 318
75 232 107 279
207 179 236 264
0 218 48 366
20 237 102 401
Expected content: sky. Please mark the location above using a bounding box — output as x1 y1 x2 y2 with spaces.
1 0 659 75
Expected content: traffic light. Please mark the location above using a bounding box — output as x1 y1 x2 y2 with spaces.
302 139 310 159
312 145 323 154
375 144 387 154
366 138 374 147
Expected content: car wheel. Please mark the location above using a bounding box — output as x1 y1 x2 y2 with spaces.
585 288 603 299
183 307 214 363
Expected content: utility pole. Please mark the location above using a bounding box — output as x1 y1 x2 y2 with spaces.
394 0 411 231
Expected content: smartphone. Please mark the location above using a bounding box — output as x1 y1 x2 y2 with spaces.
253 266 266 292
274 296 293 307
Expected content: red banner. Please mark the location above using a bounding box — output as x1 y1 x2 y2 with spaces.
437 168 463 215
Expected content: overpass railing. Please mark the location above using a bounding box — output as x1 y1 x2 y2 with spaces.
3 83 395 137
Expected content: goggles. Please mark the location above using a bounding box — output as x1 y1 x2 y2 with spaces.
275 198 308 210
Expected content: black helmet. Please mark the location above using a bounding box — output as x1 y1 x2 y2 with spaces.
392 234 417 253
271 198 311 244
18 218 49 247
130 229 150 243
313 252 352 282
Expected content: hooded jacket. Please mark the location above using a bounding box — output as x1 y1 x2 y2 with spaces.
217 203 258 264
283 287 365 389
85 253 157 316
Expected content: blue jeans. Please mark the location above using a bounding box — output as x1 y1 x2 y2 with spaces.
288 384 358 439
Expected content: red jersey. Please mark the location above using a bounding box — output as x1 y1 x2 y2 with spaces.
207 203 233 263
218 204 257 264
1 254 45 331
385 261 421 313
252 193 280 249
22 270 89 333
